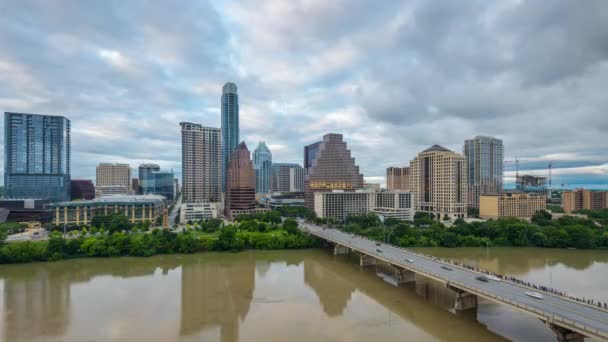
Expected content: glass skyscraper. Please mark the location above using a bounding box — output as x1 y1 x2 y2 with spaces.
139 164 160 195
151 170 174 201
4 112 71 201
221 82 239 191
253 141 272 194
464 136 504 208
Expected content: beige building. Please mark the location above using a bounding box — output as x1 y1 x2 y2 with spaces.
562 189 608 213
387 167 410 191
479 192 546 220
96 163 132 196
410 145 467 220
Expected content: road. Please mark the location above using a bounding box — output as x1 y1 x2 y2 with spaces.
168 195 182 226
299 221 608 341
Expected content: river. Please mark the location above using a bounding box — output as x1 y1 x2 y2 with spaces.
0 247 606 341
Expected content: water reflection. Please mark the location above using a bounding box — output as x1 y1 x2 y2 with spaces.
0 248 606 341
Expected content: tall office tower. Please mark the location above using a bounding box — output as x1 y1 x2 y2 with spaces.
4 112 71 201
70 180 95 200
151 170 175 201
386 167 410 191
304 133 364 208
225 142 256 218
95 163 132 196
221 82 239 191
464 136 504 208
253 141 272 194
138 163 160 195
271 163 304 193
180 122 222 202
410 145 467 220
303 141 322 175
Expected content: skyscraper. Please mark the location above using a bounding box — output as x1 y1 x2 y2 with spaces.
271 163 304 193
138 163 160 195
225 142 256 218
386 167 410 191
4 112 71 201
151 170 175 201
180 122 222 203
95 163 132 196
464 136 504 208
221 82 239 191
410 145 467 220
304 141 322 175
253 141 272 194
304 133 364 208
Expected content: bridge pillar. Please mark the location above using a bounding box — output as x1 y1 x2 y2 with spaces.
548 324 585 342
395 267 416 284
333 244 349 255
448 285 477 311
360 254 376 267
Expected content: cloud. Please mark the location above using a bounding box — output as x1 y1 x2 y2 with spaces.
0 0 606 188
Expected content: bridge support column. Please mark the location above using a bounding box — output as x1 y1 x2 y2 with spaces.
448 285 477 311
360 254 376 267
333 244 349 255
395 267 416 284
548 324 585 342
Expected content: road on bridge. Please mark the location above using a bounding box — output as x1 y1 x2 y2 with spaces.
299 220 608 341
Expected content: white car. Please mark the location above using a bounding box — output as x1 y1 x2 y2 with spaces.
525 291 544 300
486 275 502 282
405 259 415 263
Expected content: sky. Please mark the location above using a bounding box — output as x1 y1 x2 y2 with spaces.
1 0 607 188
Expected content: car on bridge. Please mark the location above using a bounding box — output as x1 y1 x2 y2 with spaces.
441 266 453 271
475 275 490 283
525 291 544 300
376 249 383 253
405 258 415 263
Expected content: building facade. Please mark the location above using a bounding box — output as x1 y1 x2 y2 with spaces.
48 195 168 227
313 190 413 222
131 178 140 195
304 133 364 208
225 142 256 218
138 164 160 195
410 145 467 220
95 163 132 197
180 202 220 222
464 136 504 208
151 171 175 201
386 167 410 191
70 180 95 200
221 82 239 192
271 163 304 193
516 175 547 192
180 122 222 203
4 112 71 201
304 141 322 175
253 141 272 194
562 189 608 213
479 192 546 220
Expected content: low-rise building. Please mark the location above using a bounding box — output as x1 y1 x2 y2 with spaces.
267 193 305 209
47 195 168 227
479 192 546 220
562 189 608 213
180 202 221 222
314 190 413 222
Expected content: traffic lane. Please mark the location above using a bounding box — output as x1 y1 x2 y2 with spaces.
304 225 608 331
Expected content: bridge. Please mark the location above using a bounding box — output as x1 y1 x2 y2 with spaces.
299 220 608 342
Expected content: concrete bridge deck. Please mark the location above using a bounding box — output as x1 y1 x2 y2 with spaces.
299 221 608 341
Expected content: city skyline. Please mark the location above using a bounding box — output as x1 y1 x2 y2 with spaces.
0 2 607 189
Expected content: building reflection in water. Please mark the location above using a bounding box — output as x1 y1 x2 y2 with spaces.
179 254 255 342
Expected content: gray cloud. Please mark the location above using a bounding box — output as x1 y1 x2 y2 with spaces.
0 0 607 187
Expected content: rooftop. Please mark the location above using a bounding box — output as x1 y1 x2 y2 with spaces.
422 144 452 153
49 195 166 207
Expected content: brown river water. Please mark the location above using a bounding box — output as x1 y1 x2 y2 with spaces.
0 247 607 342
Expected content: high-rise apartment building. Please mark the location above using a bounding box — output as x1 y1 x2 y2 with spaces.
221 82 239 191
95 163 132 196
562 189 608 213
304 141 322 175
464 136 504 208
480 192 546 220
304 133 364 208
253 141 272 194
225 142 256 218
180 122 222 203
386 167 410 191
271 163 304 193
410 145 467 220
138 164 160 195
4 112 71 201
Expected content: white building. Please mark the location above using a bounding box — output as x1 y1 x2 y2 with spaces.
180 202 221 222
96 163 131 197
180 122 222 203
314 190 413 222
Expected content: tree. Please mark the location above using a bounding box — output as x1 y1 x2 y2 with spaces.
283 218 299 235
532 210 552 226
